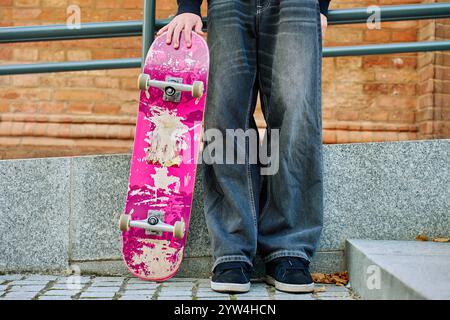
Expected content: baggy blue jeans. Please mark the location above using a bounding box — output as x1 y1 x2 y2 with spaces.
202 0 324 271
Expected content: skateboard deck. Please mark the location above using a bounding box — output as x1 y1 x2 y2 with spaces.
119 31 209 281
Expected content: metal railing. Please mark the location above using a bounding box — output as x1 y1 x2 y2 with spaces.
0 2 449 75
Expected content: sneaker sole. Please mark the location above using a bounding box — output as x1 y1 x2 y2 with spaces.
265 275 315 293
210 281 251 293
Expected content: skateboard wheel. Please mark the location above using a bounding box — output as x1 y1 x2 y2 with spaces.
173 221 185 239
192 81 204 98
138 73 150 90
119 213 131 232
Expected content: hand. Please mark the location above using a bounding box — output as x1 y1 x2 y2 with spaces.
157 13 204 49
320 13 328 38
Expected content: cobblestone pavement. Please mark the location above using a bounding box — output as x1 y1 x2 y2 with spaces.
0 275 358 300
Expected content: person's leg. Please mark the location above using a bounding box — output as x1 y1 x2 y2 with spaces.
203 0 260 273
257 0 324 266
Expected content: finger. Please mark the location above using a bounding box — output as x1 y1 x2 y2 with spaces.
166 22 177 44
194 20 205 35
157 24 169 35
184 23 193 48
173 23 184 48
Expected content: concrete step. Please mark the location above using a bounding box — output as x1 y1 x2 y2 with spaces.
347 239 450 300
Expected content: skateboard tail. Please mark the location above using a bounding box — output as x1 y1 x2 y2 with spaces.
121 245 186 282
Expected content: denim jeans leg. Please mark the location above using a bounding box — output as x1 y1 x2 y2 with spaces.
203 0 260 271
256 0 324 263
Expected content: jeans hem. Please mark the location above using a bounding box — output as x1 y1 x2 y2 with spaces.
212 256 254 272
263 250 310 263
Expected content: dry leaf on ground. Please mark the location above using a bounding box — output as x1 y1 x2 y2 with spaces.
311 272 349 286
415 234 429 241
432 237 450 243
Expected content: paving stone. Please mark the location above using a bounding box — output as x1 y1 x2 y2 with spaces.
91 282 124 287
196 278 211 283
92 279 124 285
235 296 272 300
10 285 46 292
158 291 192 297
120 295 153 300
43 290 79 296
234 289 268 296
195 288 226 294
160 286 193 292
233 291 269 298
196 285 223 291
165 278 197 282
127 278 155 284
49 283 82 290
92 277 125 282
10 280 49 286
25 275 59 281
159 292 192 297
0 274 358 300
39 296 73 300
122 290 156 296
315 285 349 292
196 293 231 299
274 293 316 300
166 287 193 293
0 275 24 282
55 277 91 284
84 286 120 292
314 291 351 298
158 296 193 300
2 291 38 299
80 291 116 298
126 283 160 290
161 282 194 287
317 296 355 300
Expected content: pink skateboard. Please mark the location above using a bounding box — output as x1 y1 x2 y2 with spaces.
118 31 209 281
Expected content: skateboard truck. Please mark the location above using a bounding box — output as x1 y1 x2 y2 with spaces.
119 210 185 239
138 73 204 100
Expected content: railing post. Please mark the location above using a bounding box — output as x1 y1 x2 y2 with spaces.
142 0 156 69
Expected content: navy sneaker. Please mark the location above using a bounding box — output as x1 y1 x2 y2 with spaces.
211 261 252 293
265 257 314 293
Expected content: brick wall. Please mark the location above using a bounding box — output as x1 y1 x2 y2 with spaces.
0 0 448 160
417 0 450 139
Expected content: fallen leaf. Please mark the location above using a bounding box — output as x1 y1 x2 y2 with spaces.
432 237 450 243
312 272 349 286
415 234 429 241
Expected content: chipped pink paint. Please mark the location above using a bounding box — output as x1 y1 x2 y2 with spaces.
121 31 209 281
